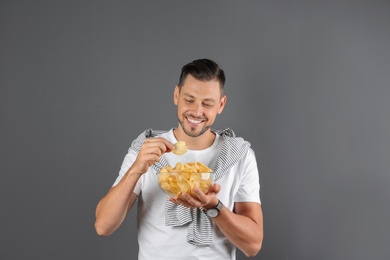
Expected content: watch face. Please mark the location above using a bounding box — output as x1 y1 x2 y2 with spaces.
206 208 219 218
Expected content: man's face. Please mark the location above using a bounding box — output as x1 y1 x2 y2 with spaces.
174 75 226 138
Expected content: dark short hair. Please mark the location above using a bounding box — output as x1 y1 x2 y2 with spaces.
178 59 226 96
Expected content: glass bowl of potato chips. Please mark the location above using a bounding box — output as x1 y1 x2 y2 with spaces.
158 162 214 197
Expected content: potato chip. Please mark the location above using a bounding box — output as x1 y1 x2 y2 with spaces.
158 161 213 196
172 141 188 155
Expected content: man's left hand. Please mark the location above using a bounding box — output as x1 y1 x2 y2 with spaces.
169 183 221 210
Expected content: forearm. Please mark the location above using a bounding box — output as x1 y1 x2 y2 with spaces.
95 137 173 236
94 169 140 236
212 205 263 257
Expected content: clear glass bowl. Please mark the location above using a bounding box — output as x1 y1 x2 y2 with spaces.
157 171 215 197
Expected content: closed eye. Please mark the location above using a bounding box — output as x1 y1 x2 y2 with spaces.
203 103 213 108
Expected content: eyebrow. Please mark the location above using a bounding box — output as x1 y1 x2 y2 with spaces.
183 93 216 103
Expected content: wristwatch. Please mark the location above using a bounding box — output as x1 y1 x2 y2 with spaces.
205 200 223 218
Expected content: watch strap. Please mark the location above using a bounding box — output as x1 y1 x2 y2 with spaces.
215 199 223 211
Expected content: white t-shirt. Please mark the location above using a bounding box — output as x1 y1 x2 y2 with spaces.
113 129 261 260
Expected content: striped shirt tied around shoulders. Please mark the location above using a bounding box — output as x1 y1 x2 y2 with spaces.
130 128 251 246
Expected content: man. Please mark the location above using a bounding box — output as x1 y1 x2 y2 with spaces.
95 59 263 259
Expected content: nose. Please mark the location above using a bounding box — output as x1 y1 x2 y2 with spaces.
190 102 204 117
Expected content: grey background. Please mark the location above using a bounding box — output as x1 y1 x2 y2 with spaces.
1 1 390 260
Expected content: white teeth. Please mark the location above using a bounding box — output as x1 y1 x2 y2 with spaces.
188 118 202 124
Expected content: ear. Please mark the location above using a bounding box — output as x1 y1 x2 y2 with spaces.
217 95 227 114
173 85 180 105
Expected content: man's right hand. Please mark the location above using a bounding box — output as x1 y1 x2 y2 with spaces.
94 137 174 236
130 137 174 175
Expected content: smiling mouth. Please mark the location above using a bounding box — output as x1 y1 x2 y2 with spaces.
186 117 205 125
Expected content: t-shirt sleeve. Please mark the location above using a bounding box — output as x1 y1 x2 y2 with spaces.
112 148 142 196
234 148 261 204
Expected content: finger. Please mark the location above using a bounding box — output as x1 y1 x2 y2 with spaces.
169 197 193 208
159 138 175 152
168 197 179 204
180 193 202 208
208 183 221 194
192 188 207 202
139 147 163 159
140 153 161 164
133 155 160 172
142 142 166 154
142 140 172 156
191 184 220 203
145 138 174 152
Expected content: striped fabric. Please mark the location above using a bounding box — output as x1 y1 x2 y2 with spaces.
129 128 251 246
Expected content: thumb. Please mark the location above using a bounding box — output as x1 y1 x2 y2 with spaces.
209 183 221 194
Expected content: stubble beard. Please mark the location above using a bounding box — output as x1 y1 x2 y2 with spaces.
178 116 210 138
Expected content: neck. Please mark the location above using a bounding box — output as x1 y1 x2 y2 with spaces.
173 127 215 150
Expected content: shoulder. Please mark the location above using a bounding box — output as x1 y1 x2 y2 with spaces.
213 128 252 145
128 128 172 153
